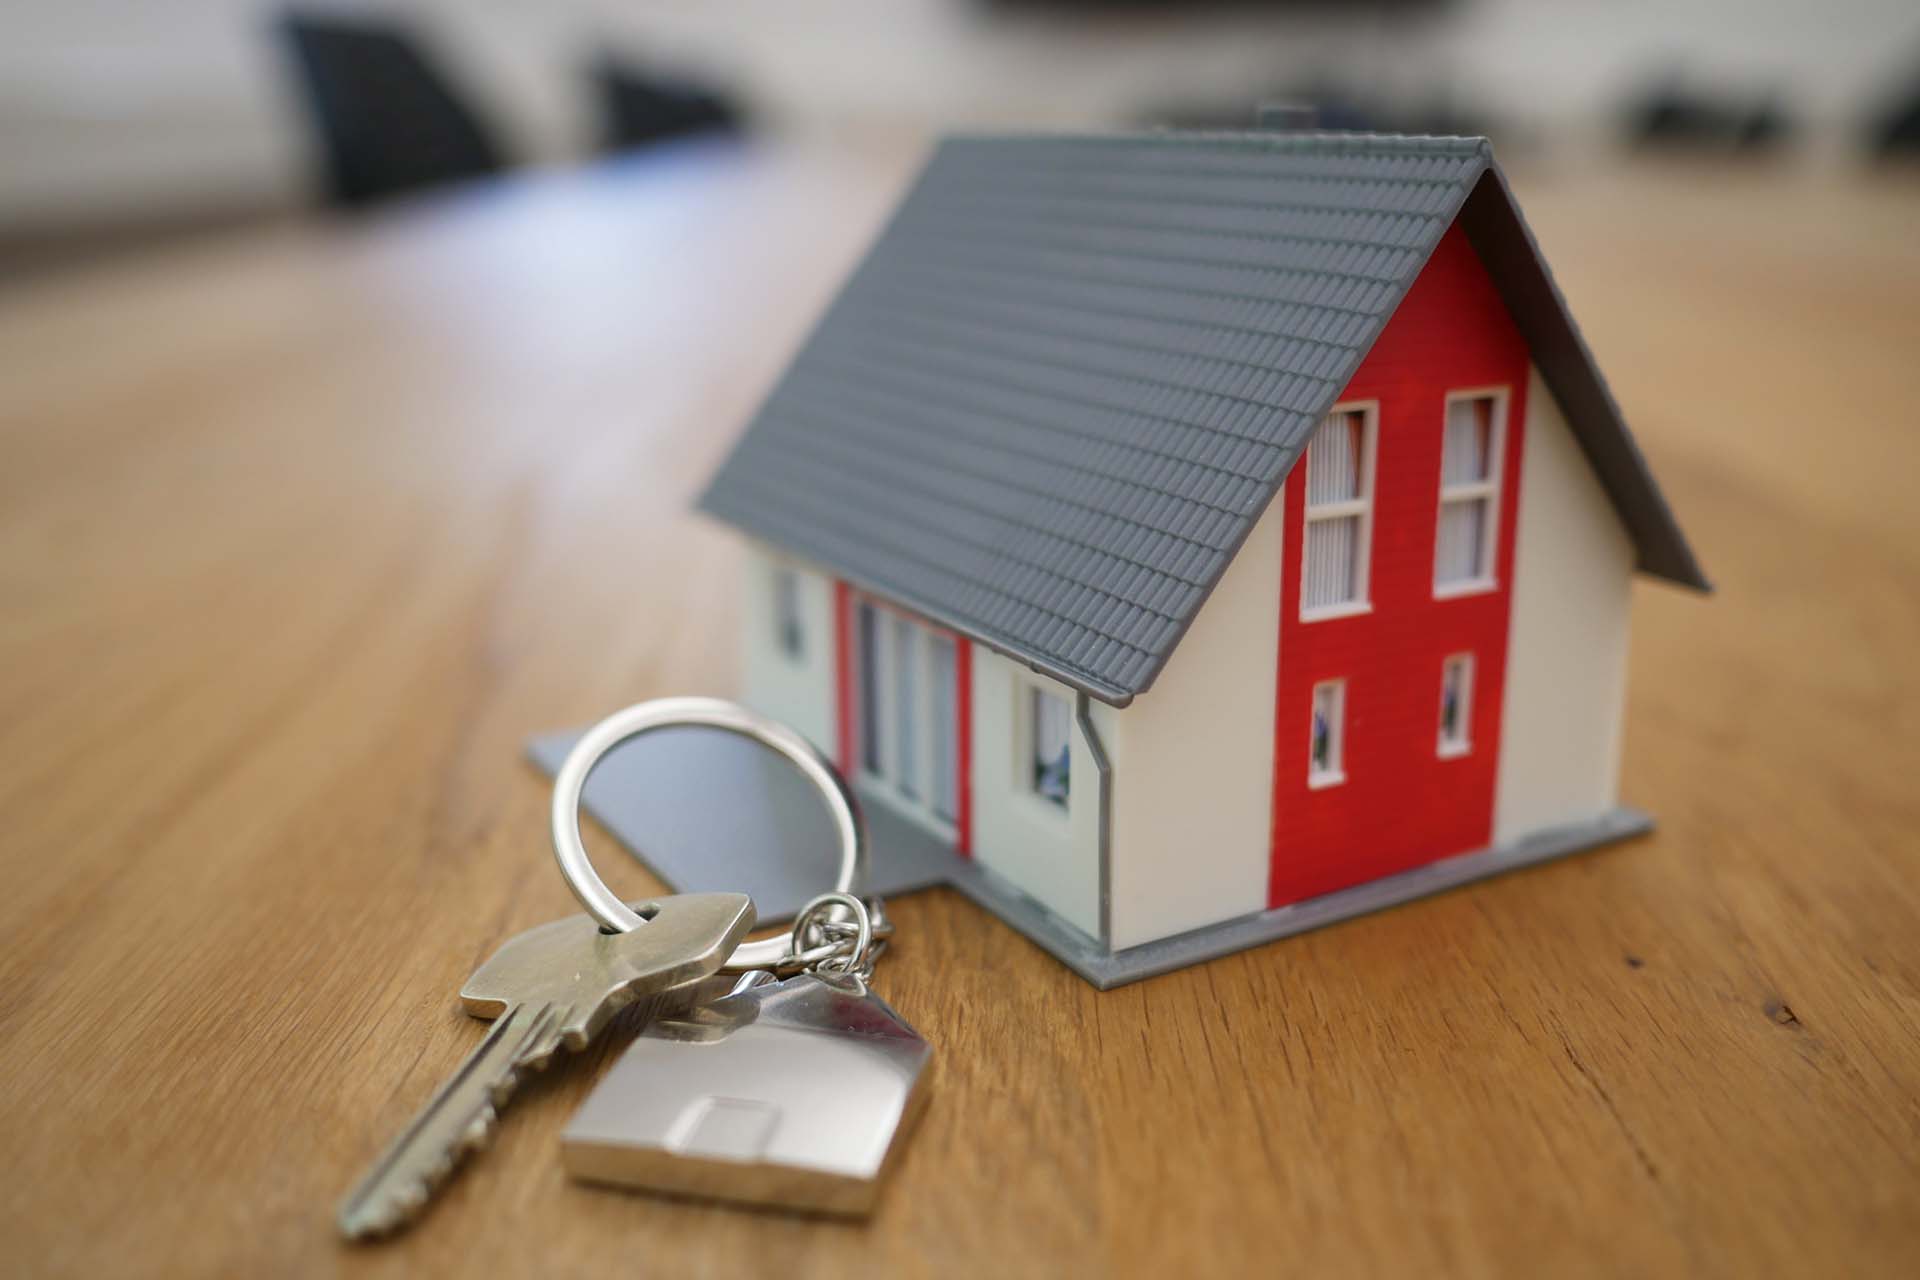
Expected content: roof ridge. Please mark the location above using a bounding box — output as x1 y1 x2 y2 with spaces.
942 130 1493 158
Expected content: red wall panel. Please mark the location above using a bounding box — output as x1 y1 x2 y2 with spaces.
1268 223 1531 908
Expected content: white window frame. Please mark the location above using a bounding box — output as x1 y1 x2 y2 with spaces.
772 564 805 662
851 594 957 838
1437 652 1475 758
1433 387 1509 598
1300 401 1380 621
1015 674 1073 819
1307 678 1347 788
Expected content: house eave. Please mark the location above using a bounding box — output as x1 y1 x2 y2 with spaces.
719 527 1140 707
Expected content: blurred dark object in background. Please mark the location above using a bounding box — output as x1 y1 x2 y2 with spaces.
589 55 745 155
1866 59 1920 161
1624 77 1793 155
981 0 1446 9
278 12 506 208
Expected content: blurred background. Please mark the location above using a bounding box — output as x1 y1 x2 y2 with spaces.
5 0 1920 280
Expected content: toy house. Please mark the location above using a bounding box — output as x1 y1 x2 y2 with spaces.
699 129 1708 986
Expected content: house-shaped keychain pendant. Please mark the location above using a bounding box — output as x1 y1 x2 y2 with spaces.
562 972 931 1215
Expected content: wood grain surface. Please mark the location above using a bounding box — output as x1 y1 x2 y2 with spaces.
2 140 1917 1278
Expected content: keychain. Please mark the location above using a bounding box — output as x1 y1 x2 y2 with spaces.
562 893 930 1215
548 699 931 1217
337 697 929 1239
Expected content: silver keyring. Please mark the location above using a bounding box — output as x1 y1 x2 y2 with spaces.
550 695 867 972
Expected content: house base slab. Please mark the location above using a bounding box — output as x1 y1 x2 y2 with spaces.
962 808 1654 988
530 729 1651 988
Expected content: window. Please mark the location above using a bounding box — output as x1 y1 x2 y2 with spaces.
892 614 917 797
773 566 804 660
851 595 961 831
1028 686 1071 808
1435 392 1505 592
1438 654 1474 757
857 602 881 774
1308 679 1346 787
929 637 957 821
1302 406 1376 616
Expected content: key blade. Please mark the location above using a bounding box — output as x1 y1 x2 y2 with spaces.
338 895 756 1240
337 1001 554 1240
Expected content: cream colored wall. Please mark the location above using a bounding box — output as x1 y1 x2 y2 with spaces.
739 541 836 751
968 650 1110 941
1104 501 1283 950
1493 368 1636 844
744 371 1637 946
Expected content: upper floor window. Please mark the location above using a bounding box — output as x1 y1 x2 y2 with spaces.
1435 391 1506 593
1438 653 1474 757
1308 678 1347 787
1028 685 1071 808
773 566 804 661
1302 405 1377 617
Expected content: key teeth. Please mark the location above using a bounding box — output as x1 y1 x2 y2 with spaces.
339 1094 508 1240
340 982 696 1239
462 1110 497 1151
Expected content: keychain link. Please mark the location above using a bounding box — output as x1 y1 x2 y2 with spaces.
787 892 884 980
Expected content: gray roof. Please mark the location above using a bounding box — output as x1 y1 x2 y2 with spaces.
700 131 1707 705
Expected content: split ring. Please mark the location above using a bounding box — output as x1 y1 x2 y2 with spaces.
549 695 867 972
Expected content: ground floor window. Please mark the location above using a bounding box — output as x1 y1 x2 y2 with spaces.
1309 679 1347 787
1027 685 1071 808
1438 653 1474 756
929 636 958 821
773 565 804 661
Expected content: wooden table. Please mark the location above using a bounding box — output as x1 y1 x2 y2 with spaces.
3 140 1917 1277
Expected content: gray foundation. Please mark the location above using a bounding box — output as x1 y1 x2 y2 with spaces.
529 729 1650 989
933 806 1652 988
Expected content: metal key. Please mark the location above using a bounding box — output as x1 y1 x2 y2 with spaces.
337 891 755 1240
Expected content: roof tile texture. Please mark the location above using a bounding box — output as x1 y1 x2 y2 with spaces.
703 132 1490 701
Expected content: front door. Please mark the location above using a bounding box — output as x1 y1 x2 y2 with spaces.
850 595 964 842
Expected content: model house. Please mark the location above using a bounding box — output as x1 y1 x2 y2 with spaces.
699 129 1707 986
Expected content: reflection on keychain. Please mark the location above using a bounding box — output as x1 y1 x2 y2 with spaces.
563 892 930 1215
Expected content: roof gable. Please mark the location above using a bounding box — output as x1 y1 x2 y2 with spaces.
700 131 1705 705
